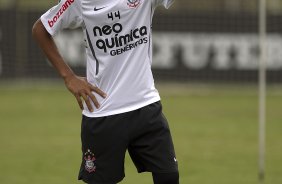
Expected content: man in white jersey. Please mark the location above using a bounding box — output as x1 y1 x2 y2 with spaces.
32 0 179 183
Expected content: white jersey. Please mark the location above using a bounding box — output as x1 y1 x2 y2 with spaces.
41 0 174 117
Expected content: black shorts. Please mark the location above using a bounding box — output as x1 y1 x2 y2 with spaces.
78 101 178 184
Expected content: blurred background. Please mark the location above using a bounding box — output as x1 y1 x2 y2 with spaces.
0 0 282 184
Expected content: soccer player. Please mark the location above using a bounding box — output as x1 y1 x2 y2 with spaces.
32 0 179 183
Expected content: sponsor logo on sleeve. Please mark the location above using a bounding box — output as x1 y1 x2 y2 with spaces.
48 0 75 28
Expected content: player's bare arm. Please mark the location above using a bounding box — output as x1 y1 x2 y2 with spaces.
32 19 106 112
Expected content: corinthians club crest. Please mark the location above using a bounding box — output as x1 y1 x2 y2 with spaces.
127 0 141 8
84 149 96 173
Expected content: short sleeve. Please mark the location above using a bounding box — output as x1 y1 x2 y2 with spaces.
40 0 83 36
152 0 174 9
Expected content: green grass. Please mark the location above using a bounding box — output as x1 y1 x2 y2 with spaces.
0 83 281 184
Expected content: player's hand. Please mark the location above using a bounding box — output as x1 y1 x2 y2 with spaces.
64 74 107 112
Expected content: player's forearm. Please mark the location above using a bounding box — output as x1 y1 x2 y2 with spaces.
32 19 74 80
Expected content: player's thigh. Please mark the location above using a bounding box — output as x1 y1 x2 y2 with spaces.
128 102 178 173
79 115 128 183
152 172 179 184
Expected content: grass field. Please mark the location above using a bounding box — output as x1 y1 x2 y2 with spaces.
0 82 281 184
